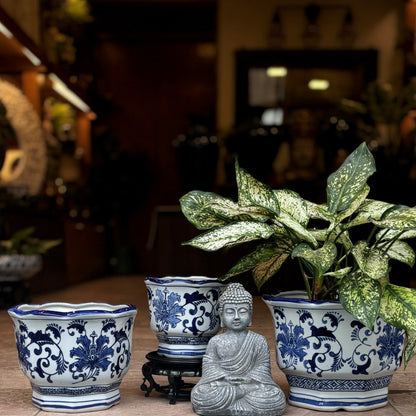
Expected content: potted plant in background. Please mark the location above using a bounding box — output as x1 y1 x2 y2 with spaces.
0 226 61 308
179 142 416 411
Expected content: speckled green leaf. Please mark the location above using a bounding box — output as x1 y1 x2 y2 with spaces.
180 191 233 229
377 228 416 242
221 243 279 281
349 199 394 228
253 249 290 290
327 142 376 214
180 191 270 230
276 212 318 248
323 267 352 279
339 272 381 329
351 241 389 279
383 240 415 267
315 224 352 252
305 200 334 222
274 189 309 226
380 284 416 334
404 332 416 368
182 221 274 251
235 161 280 215
370 206 416 231
336 184 370 223
291 241 337 276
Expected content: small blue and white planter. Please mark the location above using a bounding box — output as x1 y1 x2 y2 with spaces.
8 302 137 413
262 292 405 412
145 276 225 359
0 254 42 281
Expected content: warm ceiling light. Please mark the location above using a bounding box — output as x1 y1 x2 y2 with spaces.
49 73 90 112
267 66 287 77
308 79 329 90
0 21 12 38
22 47 41 66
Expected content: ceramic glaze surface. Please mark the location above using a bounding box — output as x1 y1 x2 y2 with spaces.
8 302 137 413
0 254 42 281
145 276 225 359
262 295 405 411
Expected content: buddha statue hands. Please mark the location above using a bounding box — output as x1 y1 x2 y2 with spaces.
191 283 286 416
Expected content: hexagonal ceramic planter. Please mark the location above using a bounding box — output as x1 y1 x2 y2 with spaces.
145 276 225 359
8 302 137 412
263 292 405 411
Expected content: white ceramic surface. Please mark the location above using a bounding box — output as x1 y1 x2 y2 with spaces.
263 293 405 411
145 276 225 359
8 302 137 412
0 254 42 282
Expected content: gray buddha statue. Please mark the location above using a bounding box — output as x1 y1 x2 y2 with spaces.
191 283 286 416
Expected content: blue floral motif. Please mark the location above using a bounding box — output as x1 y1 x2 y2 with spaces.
68 318 132 382
13 320 68 383
152 288 186 333
348 320 377 375
376 322 404 371
275 309 345 376
182 289 220 336
277 321 310 369
274 305 406 380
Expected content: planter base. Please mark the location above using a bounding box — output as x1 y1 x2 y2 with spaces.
287 375 391 411
31 384 121 413
157 335 211 359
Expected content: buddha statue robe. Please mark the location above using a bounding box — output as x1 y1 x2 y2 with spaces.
191 330 286 416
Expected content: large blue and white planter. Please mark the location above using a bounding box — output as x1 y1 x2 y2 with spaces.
262 292 405 412
145 276 225 359
8 302 137 413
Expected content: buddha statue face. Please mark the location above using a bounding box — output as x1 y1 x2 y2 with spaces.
221 302 251 331
218 283 253 330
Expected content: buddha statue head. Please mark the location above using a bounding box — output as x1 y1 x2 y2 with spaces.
218 283 253 329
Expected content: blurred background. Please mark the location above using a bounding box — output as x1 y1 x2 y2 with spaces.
0 0 416 298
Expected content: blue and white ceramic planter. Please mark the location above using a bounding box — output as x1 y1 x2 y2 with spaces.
8 302 137 413
145 276 225 359
262 292 405 412
0 254 42 281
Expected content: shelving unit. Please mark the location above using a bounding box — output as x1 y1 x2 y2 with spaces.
0 5 106 293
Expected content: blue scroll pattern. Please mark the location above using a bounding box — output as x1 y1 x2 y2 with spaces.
273 307 404 378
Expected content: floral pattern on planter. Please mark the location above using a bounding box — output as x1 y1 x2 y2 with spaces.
152 288 186 332
145 276 225 359
15 317 134 384
9 302 136 412
275 308 404 378
263 295 405 411
68 318 133 382
151 287 220 336
15 320 67 382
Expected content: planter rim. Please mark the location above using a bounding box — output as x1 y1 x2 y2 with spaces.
262 291 341 307
145 276 224 286
8 302 137 318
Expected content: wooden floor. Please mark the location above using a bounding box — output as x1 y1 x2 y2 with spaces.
1 275 415 416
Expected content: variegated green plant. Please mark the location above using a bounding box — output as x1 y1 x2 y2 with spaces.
180 142 416 366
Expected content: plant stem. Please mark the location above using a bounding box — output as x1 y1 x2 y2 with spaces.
298 258 312 300
366 225 378 245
